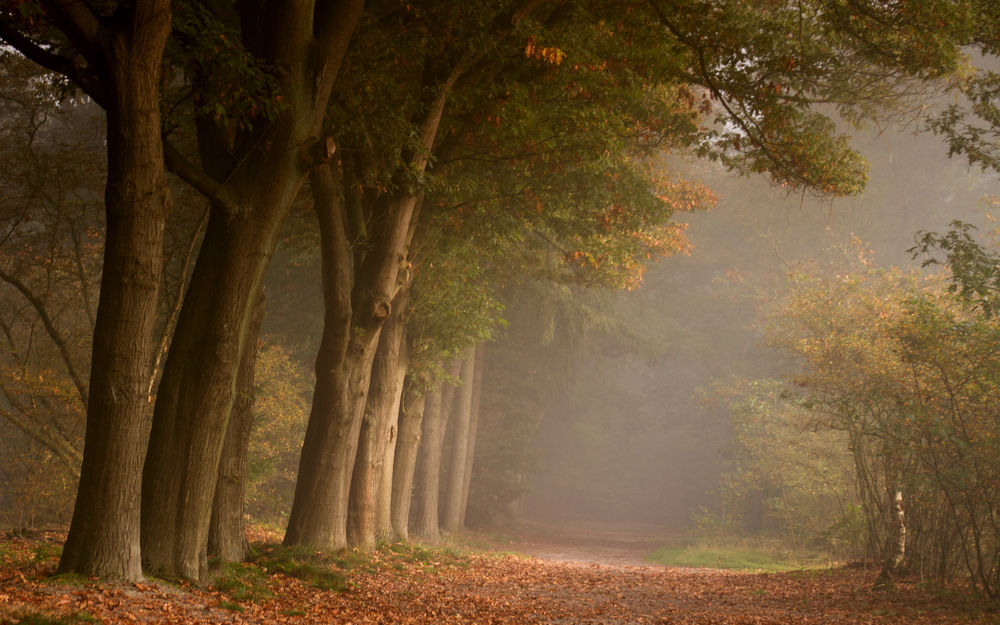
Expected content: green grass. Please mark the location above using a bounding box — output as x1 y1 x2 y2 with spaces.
44 572 93 586
380 541 470 569
249 544 350 592
218 601 246 613
210 561 274 603
645 538 834 572
32 542 63 564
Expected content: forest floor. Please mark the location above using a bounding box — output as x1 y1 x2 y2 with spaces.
1 524 996 625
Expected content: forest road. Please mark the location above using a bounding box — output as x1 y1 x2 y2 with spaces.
491 520 673 567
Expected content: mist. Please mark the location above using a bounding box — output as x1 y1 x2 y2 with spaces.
498 123 1000 532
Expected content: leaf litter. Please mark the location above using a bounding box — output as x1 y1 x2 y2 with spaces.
0 529 995 625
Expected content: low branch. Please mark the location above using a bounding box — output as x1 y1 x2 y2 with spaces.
164 139 232 205
0 18 106 105
0 268 88 408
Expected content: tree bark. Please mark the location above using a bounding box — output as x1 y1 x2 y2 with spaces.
441 347 476 534
459 344 485 528
348 287 409 547
412 358 462 541
55 0 172 582
376 320 409 541
284 163 419 550
390 376 426 542
208 289 265 563
410 386 443 541
140 1 364 580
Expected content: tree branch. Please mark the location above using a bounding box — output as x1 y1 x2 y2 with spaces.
164 139 232 205
0 18 106 105
0 268 88 407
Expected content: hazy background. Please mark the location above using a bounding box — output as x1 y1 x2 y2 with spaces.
509 123 999 530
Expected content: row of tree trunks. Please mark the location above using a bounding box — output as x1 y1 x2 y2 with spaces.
411 359 462 542
286 48 459 550
137 0 365 581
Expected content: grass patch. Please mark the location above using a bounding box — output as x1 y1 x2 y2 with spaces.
32 542 62 564
250 544 350 592
44 572 93 586
218 601 246 613
380 542 469 569
646 538 833 572
210 561 274 603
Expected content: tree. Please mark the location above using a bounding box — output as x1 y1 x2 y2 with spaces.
761 252 1000 594
1 0 173 581
139 0 364 580
284 0 542 551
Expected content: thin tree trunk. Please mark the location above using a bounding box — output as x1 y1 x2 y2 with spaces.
375 327 409 541
441 347 476 534
410 386 442 541
208 289 265 563
348 286 410 548
390 376 426 542
459 344 485 528
58 0 172 582
412 358 461 541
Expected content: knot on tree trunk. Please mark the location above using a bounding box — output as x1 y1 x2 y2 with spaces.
373 299 391 320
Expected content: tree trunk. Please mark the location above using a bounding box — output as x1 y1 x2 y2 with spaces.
875 489 907 588
208 289 265 563
58 1 172 582
285 163 422 550
459 344 485 528
348 287 410 548
286 45 462 550
282 165 384 551
412 358 462 541
141 197 297 580
140 1 364 581
375 324 409 542
390 376 426 542
410 386 442 541
441 347 476 534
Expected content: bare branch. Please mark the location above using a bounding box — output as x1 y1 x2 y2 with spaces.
0 267 88 407
164 139 232 205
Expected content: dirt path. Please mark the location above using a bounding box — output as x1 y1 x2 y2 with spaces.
490 521 672 567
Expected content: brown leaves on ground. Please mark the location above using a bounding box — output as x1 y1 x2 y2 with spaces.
0 530 994 625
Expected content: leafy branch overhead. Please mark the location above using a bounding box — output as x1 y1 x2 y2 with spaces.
911 220 1000 317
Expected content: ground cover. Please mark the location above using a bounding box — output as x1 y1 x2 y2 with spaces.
0 527 994 624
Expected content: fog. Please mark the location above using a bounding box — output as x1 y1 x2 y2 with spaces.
512 124 1000 531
